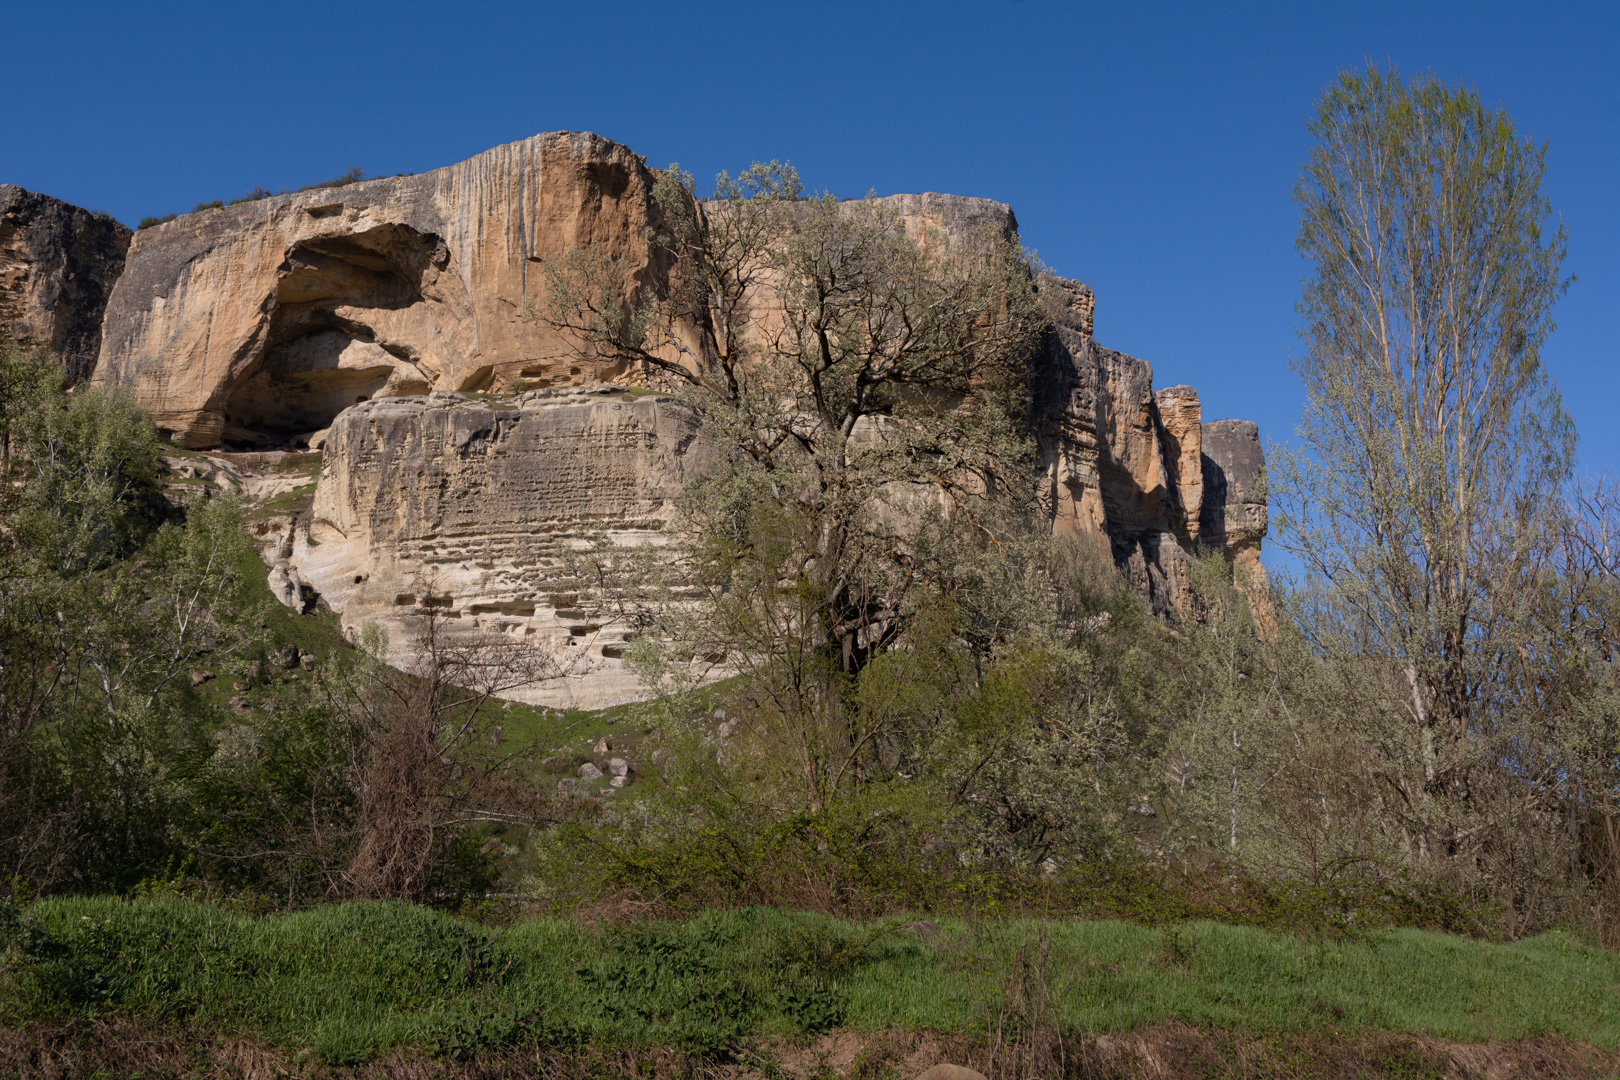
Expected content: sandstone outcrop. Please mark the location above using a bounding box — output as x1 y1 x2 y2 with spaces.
94 133 670 448
0 185 131 380
278 269 1267 706
1200 419 1268 581
1031 276 1264 614
287 386 712 707
93 138 1026 452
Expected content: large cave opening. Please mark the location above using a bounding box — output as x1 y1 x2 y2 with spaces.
219 223 449 446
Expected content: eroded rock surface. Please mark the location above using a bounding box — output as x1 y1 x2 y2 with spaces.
94 132 669 448
0 185 131 380
1031 277 1264 614
1200 419 1268 581
1033 277 1185 613
288 386 713 708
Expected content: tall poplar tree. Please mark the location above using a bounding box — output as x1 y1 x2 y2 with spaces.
1275 64 1573 863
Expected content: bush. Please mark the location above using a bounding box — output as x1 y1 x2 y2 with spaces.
298 166 365 192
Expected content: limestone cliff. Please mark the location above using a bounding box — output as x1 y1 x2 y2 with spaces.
0 185 131 381
1029 277 1263 614
1199 419 1268 580
288 387 711 708
274 270 1266 704
94 133 668 448
36 129 1268 703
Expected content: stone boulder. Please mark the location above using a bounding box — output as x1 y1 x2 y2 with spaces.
0 185 131 380
914 1066 988 1080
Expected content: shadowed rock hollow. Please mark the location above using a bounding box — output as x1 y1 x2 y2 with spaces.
93 132 667 449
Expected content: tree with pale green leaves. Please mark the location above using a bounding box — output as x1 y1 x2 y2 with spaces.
1274 63 1574 871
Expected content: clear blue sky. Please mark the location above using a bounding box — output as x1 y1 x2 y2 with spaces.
3 0 1616 482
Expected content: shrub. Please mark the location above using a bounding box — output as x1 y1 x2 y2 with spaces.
298 166 366 192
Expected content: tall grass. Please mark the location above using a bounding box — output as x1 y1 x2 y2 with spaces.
3 898 1617 1065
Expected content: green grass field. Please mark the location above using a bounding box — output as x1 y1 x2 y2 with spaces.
3 898 1615 1066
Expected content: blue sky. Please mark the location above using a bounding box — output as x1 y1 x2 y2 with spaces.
4 1 1616 489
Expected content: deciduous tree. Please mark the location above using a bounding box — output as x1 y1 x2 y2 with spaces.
1275 63 1573 868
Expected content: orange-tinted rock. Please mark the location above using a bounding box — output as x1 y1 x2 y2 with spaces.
1155 384 1203 542
93 133 668 448
1031 279 1265 612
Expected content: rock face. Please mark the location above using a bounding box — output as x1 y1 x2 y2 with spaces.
0 185 131 380
40 129 1268 702
1200 419 1268 581
1031 276 1264 614
94 132 669 448
287 386 713 708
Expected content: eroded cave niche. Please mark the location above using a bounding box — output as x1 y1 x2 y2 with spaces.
218 223 459 446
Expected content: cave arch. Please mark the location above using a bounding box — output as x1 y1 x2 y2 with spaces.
218 223 455 446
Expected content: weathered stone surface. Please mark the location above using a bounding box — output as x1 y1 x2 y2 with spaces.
913 1066 988 1080
94 133 670 448
0 185 131 380
1028 279 1268 612
1031 276 1200 613
866 191 1017 247
1154 385 1203 543
1031 277 1108 539
288 386 713 708
1200 418 1267 579
95 146 1022 452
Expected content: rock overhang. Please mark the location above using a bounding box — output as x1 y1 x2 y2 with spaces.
91 131 667 448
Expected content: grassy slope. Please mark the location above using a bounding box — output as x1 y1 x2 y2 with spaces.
847 918 1618 1043
6 899 1616 1064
